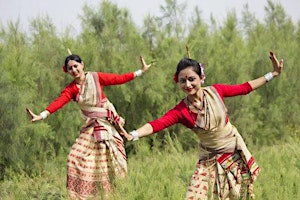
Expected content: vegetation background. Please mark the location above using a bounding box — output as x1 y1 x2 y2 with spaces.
0 0 299 199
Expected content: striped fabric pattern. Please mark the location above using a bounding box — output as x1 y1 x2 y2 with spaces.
67 123 127 199
186 87 260 199
67 72 127 199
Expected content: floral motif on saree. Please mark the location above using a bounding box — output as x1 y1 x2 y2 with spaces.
67 72 127 200
185 86 260 200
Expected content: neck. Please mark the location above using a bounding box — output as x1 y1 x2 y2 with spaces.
188 89 203 102
75 73 86 85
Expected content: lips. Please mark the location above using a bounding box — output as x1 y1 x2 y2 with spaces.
186 88 193 92
72 71 79 77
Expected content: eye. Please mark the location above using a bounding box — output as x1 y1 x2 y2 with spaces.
188 77 196 82
179 79 186 84
66 65 78 71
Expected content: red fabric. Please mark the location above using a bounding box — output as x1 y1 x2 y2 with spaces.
212 82 253 100
46 72 135 113
149 82 253 133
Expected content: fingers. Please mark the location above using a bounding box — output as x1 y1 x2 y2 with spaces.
123 131 133 141
269 51 283 64
119 125 127 134
26 108 34 117
139 55 152 74
26 108 34 122
26 107 31 113
117 124 133 141
269 51 277 61
140 55 152 67
26 108 41 122
269 51 284 75
269 51 281 67
279 59 284 71
280 59 284 66
140 55 146 66
127 134 133 141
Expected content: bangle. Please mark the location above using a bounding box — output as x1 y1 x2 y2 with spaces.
134 69 142 77
130 130 139 141
264 72 273 82
40 111 48 119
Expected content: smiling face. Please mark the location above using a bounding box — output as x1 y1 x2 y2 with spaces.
178 66 203 96
66 60 84 80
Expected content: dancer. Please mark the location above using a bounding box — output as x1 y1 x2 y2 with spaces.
125 51 283 199
27 53 151 199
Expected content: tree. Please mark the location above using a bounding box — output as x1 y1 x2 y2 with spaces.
157 0 187 39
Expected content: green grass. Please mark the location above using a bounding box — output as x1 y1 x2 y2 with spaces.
254 143 300 200
1 139 299 200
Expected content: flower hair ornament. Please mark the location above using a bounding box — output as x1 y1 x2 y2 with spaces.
199 62 206 84
173 73 179 83
62 48 73 73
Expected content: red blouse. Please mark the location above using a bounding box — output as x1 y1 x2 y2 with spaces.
148 82 253 133
46 72 135 113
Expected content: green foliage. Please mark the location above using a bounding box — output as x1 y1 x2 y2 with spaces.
0 156 67 199
0 139 299 199
254 142 300 199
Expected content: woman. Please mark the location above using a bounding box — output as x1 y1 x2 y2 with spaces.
26 53 151 199
125 51 283 199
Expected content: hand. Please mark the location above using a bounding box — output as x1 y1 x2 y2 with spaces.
125 133 133 141
269 51 284 77
140 55 151 73
116 124 133 141
26 108 43 122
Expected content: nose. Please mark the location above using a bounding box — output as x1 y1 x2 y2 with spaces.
185 80 192 87
72 66 77 72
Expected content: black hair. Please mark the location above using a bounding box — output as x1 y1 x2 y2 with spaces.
175 58 202 77
64 54 82 66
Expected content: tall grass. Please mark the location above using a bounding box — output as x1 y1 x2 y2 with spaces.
254 142 300 199
1 137 299 200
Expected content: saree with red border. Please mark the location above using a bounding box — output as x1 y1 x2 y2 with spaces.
185 86 260 200
66 72 127 200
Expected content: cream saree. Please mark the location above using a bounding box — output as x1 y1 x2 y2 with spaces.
185 86 260 200
66 72 127 200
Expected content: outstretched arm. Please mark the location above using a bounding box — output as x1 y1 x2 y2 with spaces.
26 108 50 122
248 51 284 90
120 56 152 140
99 56 152 85
123 123 154 141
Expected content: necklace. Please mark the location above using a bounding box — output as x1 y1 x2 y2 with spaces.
186 95 207 129
187 97 204 111
75 73 86 85
76 73 87 95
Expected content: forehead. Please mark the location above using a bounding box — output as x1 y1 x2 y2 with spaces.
178 67 197 78
67 60 81 66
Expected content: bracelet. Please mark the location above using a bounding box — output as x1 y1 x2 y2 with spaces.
134 69 143 77
40 111 48 119
130 130 139 141
264 72 273 82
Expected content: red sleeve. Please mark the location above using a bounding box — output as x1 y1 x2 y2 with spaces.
148 100 195 133
212 82 253 100
46 82 78 113
149 83 252 133
97 72 135 86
